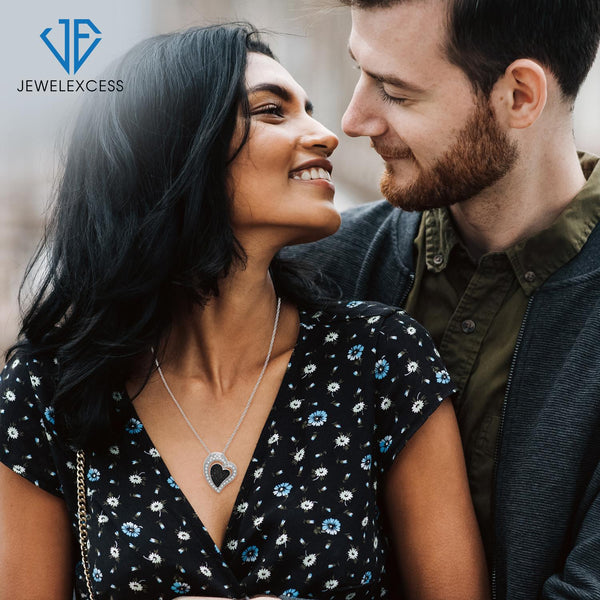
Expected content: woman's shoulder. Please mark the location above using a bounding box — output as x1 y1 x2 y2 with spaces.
0 344 58 410
301 299 429 337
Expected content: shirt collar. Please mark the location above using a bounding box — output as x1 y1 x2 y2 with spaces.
423 152 600 295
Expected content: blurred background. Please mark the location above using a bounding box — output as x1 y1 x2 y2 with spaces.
1 0 599 354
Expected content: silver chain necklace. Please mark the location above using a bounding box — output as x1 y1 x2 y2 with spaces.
154 296 281 493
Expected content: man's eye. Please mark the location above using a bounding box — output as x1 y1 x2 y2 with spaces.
377 86 407 105
252 103 284 117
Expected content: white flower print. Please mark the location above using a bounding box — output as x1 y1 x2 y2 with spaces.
406 360 420 374
236 502 249 514
150 501 164 513
106 495 119 508
300 500 314 511
380 396 392 410
97 514 109 524
303 553 317 567
324 579 339 590
406 326 417 335
12 465 25 475
327 381 341 394
147 447 160 458
112 391 123 401
254 467 264 480
313 467 328 479
276 533 289 546
129 474 143 485
129 581 144 592
177 531 191 541
293 448 305 462
257 568 271 580
7 426 18 439
339 490 353 503
352 401 365 413
3 390 15 402
303 363 317 375
412 399 426 413
109 445 120 455
227 540 238 551
347 547 359 560
146 552 162 564
11 358 20 368
289 398 303 410
268 433 280 445
335 434 350 448
29 375 41 387
199 565 212 577
110 544 120 559
367 316 381 324
253 516 264 529
324 331 338 342
361 516 369 527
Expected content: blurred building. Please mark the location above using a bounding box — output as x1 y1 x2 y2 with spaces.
1 0 599 353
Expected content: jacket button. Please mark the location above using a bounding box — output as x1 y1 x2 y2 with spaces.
461 319 476 334
433 254 444 266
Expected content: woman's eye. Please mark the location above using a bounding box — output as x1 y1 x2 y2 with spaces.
253 103 284 117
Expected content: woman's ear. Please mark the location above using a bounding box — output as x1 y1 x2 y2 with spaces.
491 58 548 129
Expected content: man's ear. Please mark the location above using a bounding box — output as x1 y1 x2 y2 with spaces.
491 59 548 129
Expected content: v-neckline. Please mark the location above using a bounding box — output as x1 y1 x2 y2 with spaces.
122 309 310 559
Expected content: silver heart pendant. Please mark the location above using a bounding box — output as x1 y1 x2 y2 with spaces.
203 452 237 493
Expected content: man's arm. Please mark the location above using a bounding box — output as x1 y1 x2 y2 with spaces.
541 471 600 599
282 200 420 304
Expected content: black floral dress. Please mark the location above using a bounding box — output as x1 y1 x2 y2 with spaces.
0 301 455 599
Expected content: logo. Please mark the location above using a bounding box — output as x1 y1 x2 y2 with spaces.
40 19 102 75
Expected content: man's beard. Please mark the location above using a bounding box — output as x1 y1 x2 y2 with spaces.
379 98 518 211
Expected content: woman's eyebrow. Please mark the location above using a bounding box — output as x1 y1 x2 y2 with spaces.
248 83 314 113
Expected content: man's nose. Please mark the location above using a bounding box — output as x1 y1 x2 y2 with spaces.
342 78 387 138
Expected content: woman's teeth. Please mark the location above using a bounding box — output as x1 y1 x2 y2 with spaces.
291 167 332 181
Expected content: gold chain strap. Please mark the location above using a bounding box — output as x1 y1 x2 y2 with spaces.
76 449 96 600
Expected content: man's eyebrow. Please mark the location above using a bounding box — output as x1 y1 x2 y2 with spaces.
347 46 426 95
247 83 314 113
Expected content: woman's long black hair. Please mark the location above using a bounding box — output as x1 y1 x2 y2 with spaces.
9 23 335 449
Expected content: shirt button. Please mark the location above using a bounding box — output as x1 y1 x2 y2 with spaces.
433 254 444 266
461 319 476 334
524 270 537 283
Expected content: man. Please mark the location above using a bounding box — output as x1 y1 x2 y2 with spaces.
285 1 600 598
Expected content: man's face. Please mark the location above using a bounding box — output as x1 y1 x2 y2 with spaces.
342 1 517 210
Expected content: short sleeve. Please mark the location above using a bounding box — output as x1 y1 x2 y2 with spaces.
0 355 63 497
372 309 456 470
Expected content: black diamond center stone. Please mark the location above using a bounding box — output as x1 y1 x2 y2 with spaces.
210 463 230 487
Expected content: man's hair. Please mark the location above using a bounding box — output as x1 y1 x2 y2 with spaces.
341 0 600 100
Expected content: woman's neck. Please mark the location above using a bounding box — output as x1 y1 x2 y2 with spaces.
158 262 289 393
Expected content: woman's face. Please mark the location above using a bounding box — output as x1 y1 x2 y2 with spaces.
228 52 340 251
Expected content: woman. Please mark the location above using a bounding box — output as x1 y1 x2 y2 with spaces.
0 24 488 600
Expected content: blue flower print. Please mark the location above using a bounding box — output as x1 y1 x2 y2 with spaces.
274 482 293 497
122 521 142 537
126 418 143 434
44 406 55 424
347 344 364 361
307 410 327 426
379 435 393 453
322 518 341 535
171 582 191 594
92 568 103 582
282 590 299 597
242 545 259 562
436 370 451 384
346 300 363 308
361 454 372 470
361 571 372 585
374 358 390 380
87 467 100 482
167 476 179 489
